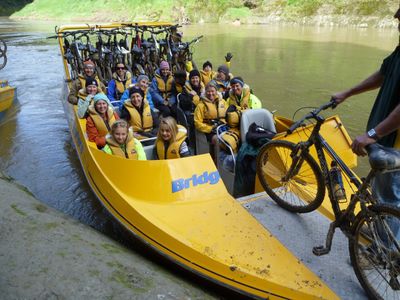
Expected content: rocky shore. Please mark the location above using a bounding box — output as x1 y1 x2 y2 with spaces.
0 172 218 299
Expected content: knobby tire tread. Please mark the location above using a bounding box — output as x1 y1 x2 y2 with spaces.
349 203 400 300
256 140 325 213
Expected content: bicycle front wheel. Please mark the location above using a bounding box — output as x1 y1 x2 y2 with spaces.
349 204 400 300
256 140 325 213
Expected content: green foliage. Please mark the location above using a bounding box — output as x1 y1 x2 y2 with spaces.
224 7 251 20
7 0 400 23
286 0 323 16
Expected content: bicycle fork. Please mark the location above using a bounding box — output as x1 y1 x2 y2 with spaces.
282 144 307 182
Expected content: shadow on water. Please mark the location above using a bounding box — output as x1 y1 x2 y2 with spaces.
0 1 34 17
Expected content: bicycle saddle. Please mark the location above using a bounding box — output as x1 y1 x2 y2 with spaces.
367 143 400 171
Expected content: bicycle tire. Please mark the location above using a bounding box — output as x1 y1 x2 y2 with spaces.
349 204 400 300
0 39 7 58
256 140 325 213
0 55 7 70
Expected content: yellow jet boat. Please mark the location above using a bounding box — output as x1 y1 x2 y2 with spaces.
57 23 340 299
0 80 15 118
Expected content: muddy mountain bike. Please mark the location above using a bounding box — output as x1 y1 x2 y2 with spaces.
256 100 400 299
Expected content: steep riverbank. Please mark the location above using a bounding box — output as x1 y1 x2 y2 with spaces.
0 171 218 299
7 0 400 28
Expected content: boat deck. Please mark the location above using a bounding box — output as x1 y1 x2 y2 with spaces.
238 192 367 300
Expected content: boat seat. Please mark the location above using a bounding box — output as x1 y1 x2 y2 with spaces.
216 125 236 195
143 144 155 160
240 108 276 143
195 130 209 155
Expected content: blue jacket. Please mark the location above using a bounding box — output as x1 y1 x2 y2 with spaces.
150 69 176 106
107 77 136 102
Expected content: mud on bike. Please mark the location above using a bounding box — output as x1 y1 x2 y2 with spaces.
256 100 400 299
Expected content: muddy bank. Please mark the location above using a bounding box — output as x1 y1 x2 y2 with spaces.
0 172 217 299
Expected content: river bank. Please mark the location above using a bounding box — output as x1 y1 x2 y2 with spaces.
0 171 218 299
7 0 400 28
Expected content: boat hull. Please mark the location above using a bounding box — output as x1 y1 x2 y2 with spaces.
0 80 15 118
58 23 339 299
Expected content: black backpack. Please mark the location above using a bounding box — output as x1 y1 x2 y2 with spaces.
245 122 276 147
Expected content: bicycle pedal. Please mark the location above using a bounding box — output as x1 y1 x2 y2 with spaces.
312 246 330 256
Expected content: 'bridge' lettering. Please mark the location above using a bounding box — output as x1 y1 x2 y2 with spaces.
172 171 220 193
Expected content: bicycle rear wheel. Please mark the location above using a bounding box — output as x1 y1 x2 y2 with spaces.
256 140 325 213
349 204 400 300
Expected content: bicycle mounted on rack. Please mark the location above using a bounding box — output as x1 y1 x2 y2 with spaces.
256 100 400 299
48 24 203 86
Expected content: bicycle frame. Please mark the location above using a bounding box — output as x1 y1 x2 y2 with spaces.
292 112 380 254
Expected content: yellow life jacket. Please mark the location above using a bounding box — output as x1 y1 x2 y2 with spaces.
156 125 187 160
112 71 133 98
106 133 139 159
123 100 153 133
226 109 241 128
87 105 116 136
78 74 103 92
184 81 204 106
155 72 174 100
200 70 215 86
220 127 241 153
228 85 251 110
200 97 227 124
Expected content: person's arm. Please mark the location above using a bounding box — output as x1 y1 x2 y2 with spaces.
102 144 112 154
77 95 93 119
134 139 147 160
194 105 212 133
146 91 155 111
168 94 176 106
68 80 79 104
119 90 130 110
249 94 262 109
179 141 191 157
149 80 164 106
107 80 117 102
332 71 384 104
86 117 106 148
352 103 400 155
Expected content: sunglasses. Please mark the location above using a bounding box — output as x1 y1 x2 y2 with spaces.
116 67 125 70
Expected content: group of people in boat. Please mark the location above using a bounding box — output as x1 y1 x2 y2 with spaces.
67 54 263 161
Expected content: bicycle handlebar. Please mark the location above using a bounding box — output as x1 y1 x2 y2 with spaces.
287 100 336 135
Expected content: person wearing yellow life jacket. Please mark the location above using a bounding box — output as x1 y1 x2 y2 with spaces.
107 63 135 102
120 86 158 140
227 77 262 110
179 69 205 147
102 119 146 160
77 78 112 119
150 61 176 118
200 53 233 87
195 82 227 154
119 74 155 111
155 117 190 160
86 94 120 149
194 82 228 160
68 60 106 105
210 64 233 98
